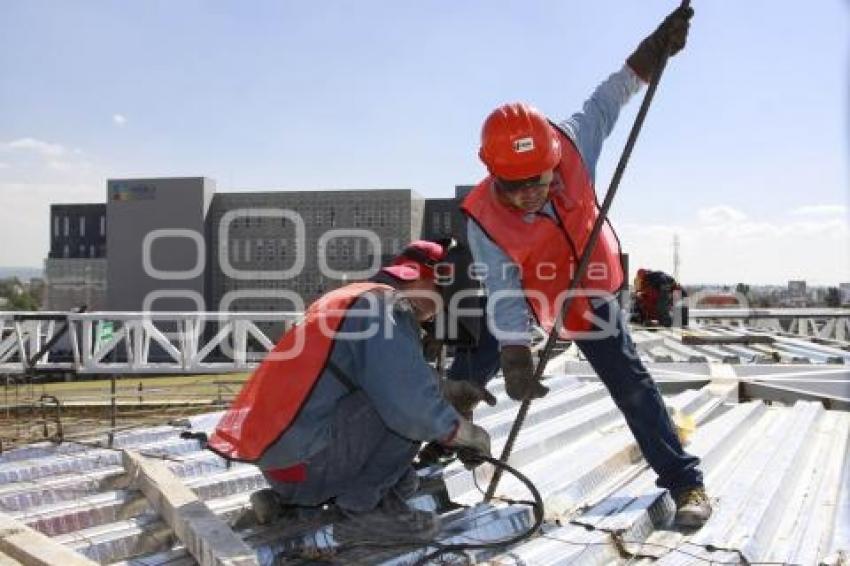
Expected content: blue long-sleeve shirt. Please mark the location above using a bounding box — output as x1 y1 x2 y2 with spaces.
468 65 643 346
258 291 459 470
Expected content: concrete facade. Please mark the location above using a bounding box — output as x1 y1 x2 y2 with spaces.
206 188 422 312
45 178 453 314
49 203 107 260
46 204 108 310
44 258 107 311
106 177 214 311
420 186 474 246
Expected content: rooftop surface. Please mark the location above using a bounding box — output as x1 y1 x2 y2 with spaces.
0 328 848 565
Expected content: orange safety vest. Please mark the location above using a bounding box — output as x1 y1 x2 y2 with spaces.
208 282 394 462
461 130 624 336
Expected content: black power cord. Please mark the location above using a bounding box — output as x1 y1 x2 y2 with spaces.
411 453 545 565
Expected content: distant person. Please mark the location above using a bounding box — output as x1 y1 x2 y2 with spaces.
209 240 493 540
633 268 688 327
454 6 711 527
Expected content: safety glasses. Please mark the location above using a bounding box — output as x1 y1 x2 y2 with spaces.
495 170 555 192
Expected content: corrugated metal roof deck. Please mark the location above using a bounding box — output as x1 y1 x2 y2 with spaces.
0 354 848 564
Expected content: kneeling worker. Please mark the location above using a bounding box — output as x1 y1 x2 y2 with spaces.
208 240 491 540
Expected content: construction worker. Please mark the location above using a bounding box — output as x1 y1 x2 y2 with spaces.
632 268 689 327
458 6 712 527
208 240 492 540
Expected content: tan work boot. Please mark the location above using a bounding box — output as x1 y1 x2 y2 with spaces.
672 485 712 528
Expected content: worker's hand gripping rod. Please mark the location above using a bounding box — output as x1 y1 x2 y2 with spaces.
484 0 692 502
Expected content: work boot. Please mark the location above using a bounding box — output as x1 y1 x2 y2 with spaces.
672 485 712 528
250 488 287 525
334 492 441 543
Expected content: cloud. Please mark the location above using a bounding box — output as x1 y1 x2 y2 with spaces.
0 162 8 169
790 204 847 216
0 138 106 266
47 159 93 172
619 204 850 285
3 137 66 157
0 181 104 267
112 114 127 126
696 205 748 225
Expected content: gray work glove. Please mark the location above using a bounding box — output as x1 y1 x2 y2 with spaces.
446 419 491 467
627 5 694 81
500 345 549 401
440 379 497 419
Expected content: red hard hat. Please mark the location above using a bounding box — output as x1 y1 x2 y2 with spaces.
382 240 447 281
478 103 562 181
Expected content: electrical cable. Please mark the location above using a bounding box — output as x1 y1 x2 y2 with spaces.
275 454 545 564
410 454 544 565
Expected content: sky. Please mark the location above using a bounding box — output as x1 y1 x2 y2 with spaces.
1 0 848 285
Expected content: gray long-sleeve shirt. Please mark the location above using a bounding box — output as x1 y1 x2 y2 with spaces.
258 290 459 470
467 65 643 346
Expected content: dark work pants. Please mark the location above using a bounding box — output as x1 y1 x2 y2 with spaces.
263 392 420 513
447 297 703 492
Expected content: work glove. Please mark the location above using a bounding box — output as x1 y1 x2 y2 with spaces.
446 419 491 468
500 345 549 401
440 379 497 419
626 5 694 82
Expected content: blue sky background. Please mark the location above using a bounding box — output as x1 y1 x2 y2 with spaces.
1 1 847 284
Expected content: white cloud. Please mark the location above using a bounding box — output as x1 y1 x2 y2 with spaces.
696 205 748 225
790 204 847 216
112 114 127 126
0 182 104 266
3 137 66 157
0 139 107 266
47 159 93 172
619 204 850 285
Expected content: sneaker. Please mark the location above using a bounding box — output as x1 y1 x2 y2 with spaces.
672 485 712 528
334 494 440 543
250 488 287 525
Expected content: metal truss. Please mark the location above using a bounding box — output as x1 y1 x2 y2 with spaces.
1 308 848 376
0 311 301 375
690 308 850 341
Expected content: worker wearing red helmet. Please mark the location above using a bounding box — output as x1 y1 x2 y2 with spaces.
209 240 492 539
459 6 712 527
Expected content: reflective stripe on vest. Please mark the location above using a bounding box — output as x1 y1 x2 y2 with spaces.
461 131 624 336
207 282 394 462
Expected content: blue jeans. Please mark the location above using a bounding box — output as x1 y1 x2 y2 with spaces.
263 392 420 513
447 314 501 387
447 297 703 492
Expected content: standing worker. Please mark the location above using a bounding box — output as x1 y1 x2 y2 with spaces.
208 240 492 540
458 6 712 526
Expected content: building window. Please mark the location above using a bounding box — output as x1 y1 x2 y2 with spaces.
63 244 69 258
53 216 59 238
78 244 85 257
99 215 105 236
79 216 86 237
443 211 452 232
63 217 69 236
89 245 96 258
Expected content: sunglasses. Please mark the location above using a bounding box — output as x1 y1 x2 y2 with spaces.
495 170 555 192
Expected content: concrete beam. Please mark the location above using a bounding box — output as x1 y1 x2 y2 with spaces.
0 511 97 566
122 450 258 566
